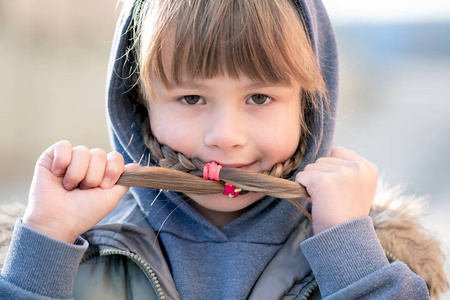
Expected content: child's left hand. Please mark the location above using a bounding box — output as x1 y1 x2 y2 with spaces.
295 147 378 235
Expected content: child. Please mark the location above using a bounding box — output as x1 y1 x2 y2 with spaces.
0 0 447 299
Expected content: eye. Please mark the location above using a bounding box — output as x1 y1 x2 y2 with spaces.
179 95 205 105
247 94 272 105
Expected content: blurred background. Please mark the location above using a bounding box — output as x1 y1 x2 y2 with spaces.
0 0 449 296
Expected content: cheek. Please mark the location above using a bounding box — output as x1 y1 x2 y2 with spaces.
266 107 301 156
252 112 300 171
148 108 200 157
266 120 300 158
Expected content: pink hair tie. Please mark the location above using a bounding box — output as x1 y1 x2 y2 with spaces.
203 161 222 181
203 161 241 198
224 183 242 198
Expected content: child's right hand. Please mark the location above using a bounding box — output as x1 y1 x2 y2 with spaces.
22 140 137 244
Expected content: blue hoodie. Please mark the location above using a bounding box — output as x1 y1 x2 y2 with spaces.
0 0 429 299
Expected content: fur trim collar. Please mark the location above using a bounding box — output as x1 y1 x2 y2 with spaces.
0 201 25 268
371 180 449 299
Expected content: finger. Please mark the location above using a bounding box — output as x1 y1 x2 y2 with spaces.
125 163 140 171
80 148 108 189
63 146 91 190
306 154 356 169
100 152 125 189
37 140 72 176
51 141 73 176
331 146 363 162
98 164 139 205
304 162 338 173
331 147 378 172
295 169 322 189
311 156 374 173
294 170 323 200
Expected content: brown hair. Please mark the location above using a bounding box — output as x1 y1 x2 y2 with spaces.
118 153 312 220
120 0 329 220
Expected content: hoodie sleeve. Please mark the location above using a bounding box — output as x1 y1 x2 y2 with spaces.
300 216 429 299
0 219 88 299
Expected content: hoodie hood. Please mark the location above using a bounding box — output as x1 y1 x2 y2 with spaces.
107 0 338 173
105 0 338 298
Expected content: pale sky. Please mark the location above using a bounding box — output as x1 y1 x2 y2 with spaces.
322 0 450 24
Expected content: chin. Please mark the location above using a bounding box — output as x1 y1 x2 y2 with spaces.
187 192 265 213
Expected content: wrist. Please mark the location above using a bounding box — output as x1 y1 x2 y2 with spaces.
312 214 368 235
23 217 77 244
312 218 345 235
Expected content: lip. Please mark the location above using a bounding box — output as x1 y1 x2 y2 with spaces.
219 162 255 170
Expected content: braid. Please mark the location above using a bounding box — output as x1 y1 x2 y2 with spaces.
148 131 305 180
265 147 304 179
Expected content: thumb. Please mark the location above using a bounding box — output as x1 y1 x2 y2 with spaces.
96 163 140 210
35 140 72 175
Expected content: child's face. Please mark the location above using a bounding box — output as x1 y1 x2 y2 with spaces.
147 74 302 215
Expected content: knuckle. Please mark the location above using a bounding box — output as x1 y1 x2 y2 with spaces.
339 166 352 177
108 151 125 164
90 148 107 159
320 175 335 187
107 162 124 176
304 164 314 171
57 152 72 166
351 160 364 171
369 163 379 179
331 146 346 156
367 161 378 173
315 157 327 164
73 145 90 156
58 140 72 149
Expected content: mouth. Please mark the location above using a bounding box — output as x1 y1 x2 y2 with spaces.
219 162 255 170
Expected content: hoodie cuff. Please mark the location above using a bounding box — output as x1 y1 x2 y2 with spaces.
1 219 88 299
300 217 389 297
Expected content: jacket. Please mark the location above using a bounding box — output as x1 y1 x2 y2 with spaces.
0 181 447 299
74 181 449 299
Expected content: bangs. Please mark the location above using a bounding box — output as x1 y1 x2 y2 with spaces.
139 0 326 97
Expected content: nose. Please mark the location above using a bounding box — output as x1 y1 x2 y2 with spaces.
203 104 248 150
